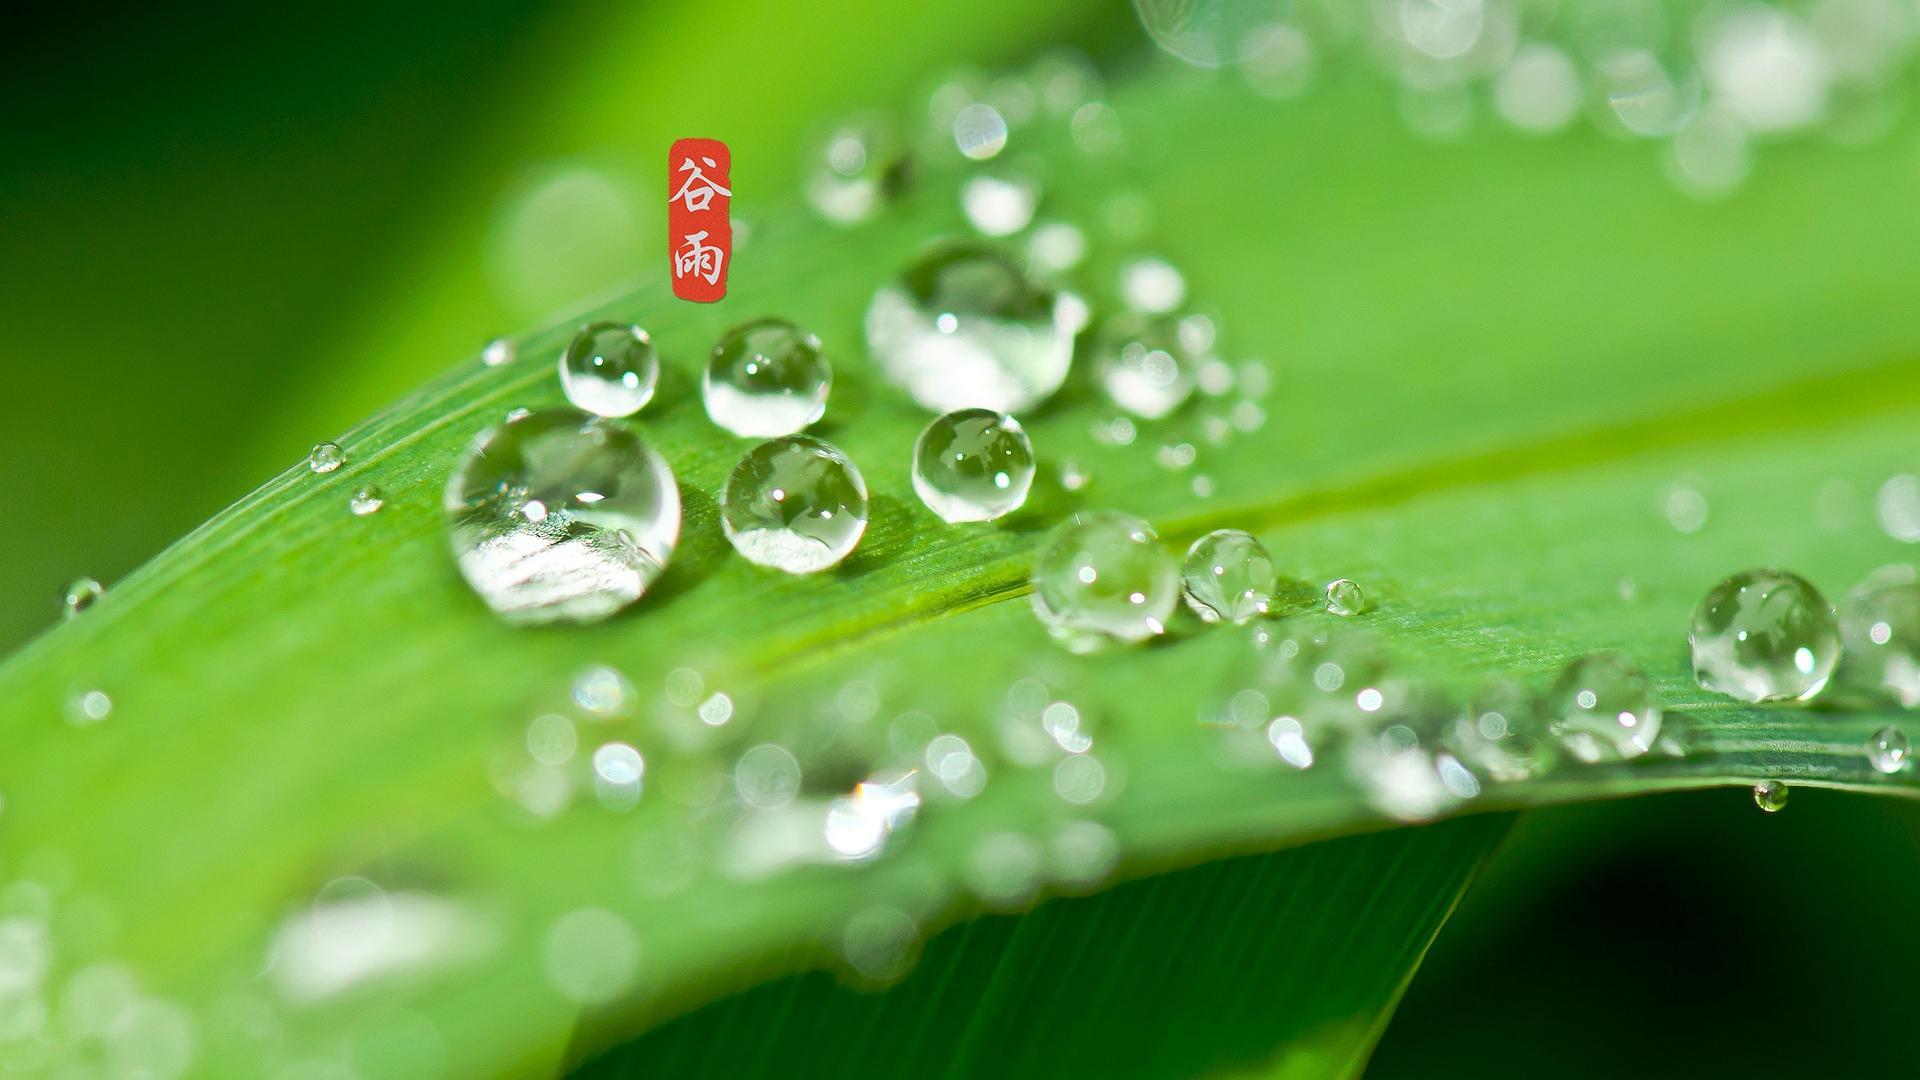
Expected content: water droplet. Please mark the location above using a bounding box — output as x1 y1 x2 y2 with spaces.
66 689 112 726
1869 725 1910 773
911 409 1035 523
865 243 1085 413
721 435 869 573
1443 681 1554 783
572 665 634 719
1026 221 1087 276
1689 568 1840 702
824 772 920 860
735 744 802 809
542 908 638 1004
1325 578 1366 617
104 999 196 1079
1117 255 1185 316
1547 653 1662 763
308 442 345 474
1241 22 1317 98
698 692 735 726
703 318 832 438
961 173 1039 237
1095 314 1197 419
61 577 103 619
350 485 384 516
1052 754 1107 804
965 832 1043 908
925 734 987 798
444 409 680 625
1494 42 1582 133
840 905 918 983
481 337 515 367
1059 459 1090 492
1049 820 1119 889
1662 480 1709 533
1031 512 1179 653
1842 571 1920 706
1752 779 1789 813
1181 529 1277 625
664 667 704 707
1878 474 1920 542
1155 443 1198 470
591 742 645 808
269 882 483 1002
559 322 659 418
806 113 909 225
1699 5 1830 134
526 714 578 766
953 102 1009 160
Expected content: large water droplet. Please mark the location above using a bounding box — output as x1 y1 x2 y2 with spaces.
61 577 103 619
1840 569 1920 706
911 409 1035 523
444 408 680 625
864 243 1085 413
1031 512 1179 652
1547 653 1662 762
1689 568 1840 702
703 318 832 438
721 435 869 573
1180 528 1277 624
1095 314 1198 420
1868 724 1909 773
559 322 659 418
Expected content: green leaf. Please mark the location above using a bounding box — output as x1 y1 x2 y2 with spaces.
3 51 1917 1079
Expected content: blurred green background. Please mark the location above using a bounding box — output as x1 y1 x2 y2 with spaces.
6 0 1919 1072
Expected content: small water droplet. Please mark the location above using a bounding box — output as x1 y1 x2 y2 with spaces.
721 435 869 573
525 714 578 766
865 243 1084 413
349 485 384 516
481 337 515 367
1117 255 1185 315
1241 22 1318 99
1689 568 1839 702
806 113 909 225
1443 681 1554 783
591 742 645 809
961 172 1039 237
61 577 103 619
1841 571 1920 706
66 689 112 726
1026 221 1087 275
840 905 918 984
1155 443 1197 470
965 832 1043 908
1095 314 1197 419
824 772 920 860
1494 42 1582 133
1868 724 1909 773
1031 512 1179 653
1752 779 1789 813
1325 578 1366 617
1662 481 1710 533
1049 820 1119 889
1877 474 1920 541
912 409 1035 523
703 318 832 438
542 908 638 1004
925 734 988 798
1059 459 1091 492
559 322 659 418
953 102 1009 160
735 744 803 809
1052 754 1107 804
664 667 705 708
1547 653 1662 762
1181 529 1278 625
572 665 634 719
444 409 680 625
308 442 345 474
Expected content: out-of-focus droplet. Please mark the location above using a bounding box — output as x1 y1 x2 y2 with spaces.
1698 5 1831 134
912 409 1035 523
1877 474 1920 541
703 318 832 438
66 689 112 726
61 577 103 619
542 908 638 1005
865 243 1085 414
1841 570 1920 706
1026 221 1087 276
559 322 659 419
1118 255 1186 316
1494 42 1582 133
721 435 869 574
1181 529 1277 624
1444 680 1555 782
806 113 910 225
526 714 578 766
481 338 516 367
1547 652 1661 762
1325 578 1366 617
444 409 680 626
735 744 803 809
1240 22 1317 99
1689 568 1840 702
961 173 1039 237
309 442 346 474
840 905 918 983
953 102 1009 160
572 665 634 719
1031 512 1179 653
1095 314 1198 420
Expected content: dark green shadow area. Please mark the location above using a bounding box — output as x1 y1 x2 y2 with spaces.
572 814 1513 1079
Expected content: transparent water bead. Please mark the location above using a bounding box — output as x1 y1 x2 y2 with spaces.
62 577 103 619
1094 314 1198 420
1752 780 1789 813
309 442 345 474
1546 653 1662 763
1840 571 1920 706
1444 681 1554 783
444 408 680 625
1181 529 1277 624
911 409 1035 523
1031 511 1179 653
481 337 515 367
960 173 1039 237
559 321 659 418
1869 725 1910 774
806 113 909 225
1325 578 1365 617
703 318 832 438
721 435 869 573
1689 568 1840 702
864 243 1086 414
350 485 384 516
